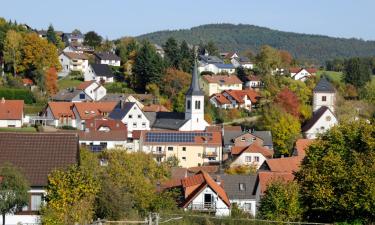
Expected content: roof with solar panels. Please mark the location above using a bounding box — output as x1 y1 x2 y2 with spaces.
140 130 222 145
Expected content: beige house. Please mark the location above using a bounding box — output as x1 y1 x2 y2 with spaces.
201 75 243 96
140 131 223 168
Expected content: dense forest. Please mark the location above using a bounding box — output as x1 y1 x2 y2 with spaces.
137 23 375 64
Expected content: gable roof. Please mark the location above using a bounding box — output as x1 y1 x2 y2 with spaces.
188 166 219 174
223 126 243 146
74 102 117 120
313 77 335 93
0 132 79 187
0 99 24 120
264 156 302 173
253 131 273 147
78 130 127 142
63 52 88 60
223 89 259 103
214 63 235 69
199 55 223 64
255 171 295 195
76 80 96 90
91 64 114 78
302 106 331 132
232 143 274 158
95 52 121 61
290 67 317 74
108 102 136 120
221 174 257 200
52 89 90 102
210 93 231 105
145 112 188 130
294 139 314 157
202 75 242 85
85 118 126 131
47 102 75 119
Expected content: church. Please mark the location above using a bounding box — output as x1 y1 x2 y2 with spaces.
145 61 210 131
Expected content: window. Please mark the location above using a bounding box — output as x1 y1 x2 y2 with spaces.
187 100 191 110
195 100 201 109
31 194 43 211
254 156 260 162
245 156 251 162
157 146 162 152
142 122 146 128
322 96 327 101
138 114 142 119
129 115 133 119
241 137 246 141
182 157 186 160
239 183 246 191
168 147 173 151
79 93 85 99
133 122 137 128
198 153 201 157
182 147 186 151
244 203 252 211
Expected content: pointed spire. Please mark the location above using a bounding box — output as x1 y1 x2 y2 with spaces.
186 59 204 96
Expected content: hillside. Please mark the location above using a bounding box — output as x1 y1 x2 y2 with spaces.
137 23 375 64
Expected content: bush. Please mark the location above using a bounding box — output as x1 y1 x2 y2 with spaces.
60 125 77 130
69 71 84 81
0 88 35 104
104 82 135 94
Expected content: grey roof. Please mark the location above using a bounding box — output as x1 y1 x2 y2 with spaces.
146 112 188 130
221 174 257 200
91 64 114 78
314 77 335 93
223 128 242 146
52 89 91 101
99 93 125 102
95 52 121 61
186 60 204 96
199 55 223 64
253 131 273 147
214 63 235 69
108 102 135 120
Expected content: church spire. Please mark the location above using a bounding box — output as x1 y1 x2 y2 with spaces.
186 59 204 96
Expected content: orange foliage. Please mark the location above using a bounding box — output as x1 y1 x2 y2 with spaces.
279 50 293 67
45 67 58 95
274 87 300 118
162 68 191 96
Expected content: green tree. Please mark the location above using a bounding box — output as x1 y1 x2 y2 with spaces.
46 24 57 45
179 40 194 73
256 45 282 75
133 41 165 91
205 41 219 56
296 120 375 223
84 31 102 49
258 180 303 222
262 105 301 156
236 66 247 82
42 165 99 225
0 163 29 225
3 30 23 76
359 79 375 104
163 37 180 68
343 57 372 88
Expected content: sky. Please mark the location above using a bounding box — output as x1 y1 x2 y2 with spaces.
2 0 375 40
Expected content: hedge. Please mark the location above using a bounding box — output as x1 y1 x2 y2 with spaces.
0 88 35 104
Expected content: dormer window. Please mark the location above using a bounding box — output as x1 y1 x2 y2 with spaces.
239 183 246 191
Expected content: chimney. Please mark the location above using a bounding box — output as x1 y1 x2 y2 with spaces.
1 97 4 103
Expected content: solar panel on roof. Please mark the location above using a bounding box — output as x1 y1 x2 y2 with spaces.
145 132 212 143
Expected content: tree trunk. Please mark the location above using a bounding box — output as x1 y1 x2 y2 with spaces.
2 213 5 225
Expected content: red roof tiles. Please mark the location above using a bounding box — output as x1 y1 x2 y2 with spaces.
0 99 24 120
74 102 117 120
294 139 314 157
47 102 75 119
76 80 96 90
202 75 242 85
257 171 295 194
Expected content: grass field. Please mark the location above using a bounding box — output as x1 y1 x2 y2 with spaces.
0 127 37 132
24 104 45 114
57 78 82 90
316 70 343 83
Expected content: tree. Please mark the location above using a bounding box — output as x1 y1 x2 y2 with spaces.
262 106 301 156
162 68 191 97
163 37 180 68
359 79 375 104
274 87 300 118
84 31 102 49
343 57 372 88
205 41 219 57
3 30 23 76
46 24 57 45
296 121 375 223
133 41 165 91
179 40 194 73
42 165 99 225
279 50 293 68
256 45 282 75
258 180 303 222
0 163 29 225
236 66 247 82
45 67 58 96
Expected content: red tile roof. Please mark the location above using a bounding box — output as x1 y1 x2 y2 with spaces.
290 67 317 74
187 166 219 174
22 78 34 85
231 143 273 158
63 52 89 60
76 80 96 90
294 139 314 157
143 104 170 112
74 102 117 120
257 171 295 194
47 102 75 119
202 75 242 85
224 89 259 103
245 75 261 81
265 156 303 173
210 93 231 105
78 130 127 141
0 99 24 120
85 118 126 132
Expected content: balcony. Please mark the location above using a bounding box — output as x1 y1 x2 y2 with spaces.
152 151 166 156
203 152 218 158
188 202 216 212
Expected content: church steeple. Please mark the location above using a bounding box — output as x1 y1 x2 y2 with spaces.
186 60 204 96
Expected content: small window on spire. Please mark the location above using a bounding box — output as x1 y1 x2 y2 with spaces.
187 100 191 110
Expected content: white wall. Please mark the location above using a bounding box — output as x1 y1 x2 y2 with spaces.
182 95 208 131
0 120 22 128
79 140 127 149
120 105 150 137
230 199 256 217
231 152 267 170
313 92 335 113
304 109 338 139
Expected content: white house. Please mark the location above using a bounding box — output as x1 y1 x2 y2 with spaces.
230 143 273 170
59 52 89 77
72 102 117 130
95 52 121 67
43 102 77 128
0 98 24 128
76 81 107 101
210 89 259 111
109 101 151 138
0 133 79 225
198 63 236 74
221 174 257 216
244 75 262 88
201 75 243 96
62 32 84 45
231 57 254 69
290 68 317 81
85 64 115 83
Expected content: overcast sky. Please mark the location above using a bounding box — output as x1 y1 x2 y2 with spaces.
2 0 375 40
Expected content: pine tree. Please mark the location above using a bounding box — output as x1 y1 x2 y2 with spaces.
163 37 180 68
46 24 57 46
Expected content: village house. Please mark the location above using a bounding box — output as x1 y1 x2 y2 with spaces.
230 143 274 169
62 32 84 46
161 171 231 216
52 88 92 102
209 89 259 111
222 125 243 154
0 98 24 128
78 118 127 151
289 67 317 81
84 64 115 83
140 130 223 168
58 52 89 77
43 102 76 127
243 75 262 89
76 81 107 101
72 101 118 130
303 77 338 139
109 101 151 138
201 75 243 96
221 174 257 216
94 52 121 66
198 63 236 74
0 132 79 225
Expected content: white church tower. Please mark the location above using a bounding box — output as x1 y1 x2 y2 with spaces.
179 60 209 131
312 76 336 113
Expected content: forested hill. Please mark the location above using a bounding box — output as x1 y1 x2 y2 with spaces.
136 23 375 64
